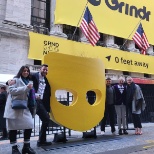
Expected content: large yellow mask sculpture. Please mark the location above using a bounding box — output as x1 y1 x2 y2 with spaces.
44 52 106 131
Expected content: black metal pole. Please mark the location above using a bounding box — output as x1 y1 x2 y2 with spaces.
120 19 142 50
71 1 89 40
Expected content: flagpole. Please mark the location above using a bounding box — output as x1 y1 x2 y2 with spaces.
120 19 142 49
71 1 89 40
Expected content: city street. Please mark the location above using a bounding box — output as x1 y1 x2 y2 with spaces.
1 123 154 154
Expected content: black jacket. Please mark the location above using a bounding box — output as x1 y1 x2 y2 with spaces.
0 91 7 109
114 84 127 105
31 72 51 112
105 85 116 105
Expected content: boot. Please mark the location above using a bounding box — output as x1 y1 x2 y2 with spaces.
123 129 128 135
118 129 123 135
12 145 21 154
22 143 36 154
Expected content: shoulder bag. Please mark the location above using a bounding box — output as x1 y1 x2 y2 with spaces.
12 98 27 109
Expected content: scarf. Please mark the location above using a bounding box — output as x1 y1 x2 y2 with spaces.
21 77 36 107
126 82 136 105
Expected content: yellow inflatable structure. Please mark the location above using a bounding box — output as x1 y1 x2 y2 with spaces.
44 52 106 131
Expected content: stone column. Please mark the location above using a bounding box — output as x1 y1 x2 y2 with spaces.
0 0 7 24
5 0 31 25
50 0 67 38
79 30 89 44
147 45 154 56
0 0 33 75
103 34 119 49
124 40 140 53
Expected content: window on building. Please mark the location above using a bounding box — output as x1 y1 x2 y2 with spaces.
96 33 105 47
105 69 108 73
31 0 50 34
135 44 140 51
34 60 41 65
115 36 126 50
115 36 123 46
144 73 151 78
63 25 80 41
123 71 130 76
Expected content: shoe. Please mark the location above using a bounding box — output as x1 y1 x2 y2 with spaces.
37 141 52 147
22 143 36 154
138 131 142 135
137 128 142 135
118 129 123 135
123 129 128 135
12 145 21 154
0 136 8 140
112 131 118 135
100 131 105 135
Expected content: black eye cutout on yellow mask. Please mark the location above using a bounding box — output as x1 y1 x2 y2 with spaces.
44 52 106 131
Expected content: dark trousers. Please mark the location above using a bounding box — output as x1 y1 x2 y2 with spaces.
9 129 32 144
36 100 50 143
100 104 116 133
0 108 7 137
132 113 142 128
2 128 8 138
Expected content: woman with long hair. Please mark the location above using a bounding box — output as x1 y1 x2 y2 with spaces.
126 76 146 135
4 66 36 154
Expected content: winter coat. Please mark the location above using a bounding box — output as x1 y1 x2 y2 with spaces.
4 77 30 119
132 84 146 114
4 77 33 130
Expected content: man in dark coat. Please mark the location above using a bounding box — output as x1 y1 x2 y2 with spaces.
100 78 116 135
31 64 51 146
0 86 8 140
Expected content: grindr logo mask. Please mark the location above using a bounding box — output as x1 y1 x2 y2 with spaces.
44 52 105 131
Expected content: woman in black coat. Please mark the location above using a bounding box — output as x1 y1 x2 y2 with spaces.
0 86 8 140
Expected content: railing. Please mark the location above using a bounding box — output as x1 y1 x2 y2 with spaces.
33 24 49 35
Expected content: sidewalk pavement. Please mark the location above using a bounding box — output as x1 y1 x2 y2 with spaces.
1 123 154 154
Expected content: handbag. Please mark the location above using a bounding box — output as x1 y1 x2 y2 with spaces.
12 99 27 109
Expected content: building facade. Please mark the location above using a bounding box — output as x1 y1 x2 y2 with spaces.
1 0 154 81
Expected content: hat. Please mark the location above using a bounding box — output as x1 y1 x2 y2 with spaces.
0 85 6 90
106 77 111 80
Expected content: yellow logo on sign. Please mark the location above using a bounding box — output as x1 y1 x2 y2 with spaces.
105 0 151 21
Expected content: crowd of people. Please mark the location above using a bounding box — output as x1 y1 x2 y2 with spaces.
0 64 146 154
100 76 146 136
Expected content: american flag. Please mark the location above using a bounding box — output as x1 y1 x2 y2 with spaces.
132 23 150 55
80 7 100 46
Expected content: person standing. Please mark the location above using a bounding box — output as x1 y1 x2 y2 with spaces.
31 64 51 146
114 77 128 135
0 86 8 140
100 78 116 135
4 66 36 154
126 76 146 135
